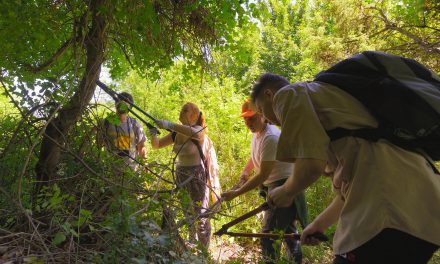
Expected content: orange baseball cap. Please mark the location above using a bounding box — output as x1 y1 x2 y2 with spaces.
240 100 256 117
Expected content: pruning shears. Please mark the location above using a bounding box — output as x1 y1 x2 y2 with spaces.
214 202 329 242
96 80 159 133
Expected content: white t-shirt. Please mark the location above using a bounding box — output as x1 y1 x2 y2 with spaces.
251 124 293 186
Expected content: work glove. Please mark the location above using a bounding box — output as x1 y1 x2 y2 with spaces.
155 119 175 130
148 127 159 137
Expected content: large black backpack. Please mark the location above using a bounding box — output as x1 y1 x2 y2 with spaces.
314 51 440 161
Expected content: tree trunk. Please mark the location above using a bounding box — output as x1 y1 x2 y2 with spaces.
34 0 108 195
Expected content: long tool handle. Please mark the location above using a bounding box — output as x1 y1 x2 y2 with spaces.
96 80 119 100
96 80 157 122
214 202 270 235
126 106 155 129
223 232 329 241
123 96 157 122
96 80 158 131
223 202 269 230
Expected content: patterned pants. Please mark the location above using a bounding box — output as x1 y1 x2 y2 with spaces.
176 165 211 248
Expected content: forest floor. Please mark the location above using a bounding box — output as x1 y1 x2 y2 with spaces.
209 237 335 264
209 239 439 264
210 237 261 263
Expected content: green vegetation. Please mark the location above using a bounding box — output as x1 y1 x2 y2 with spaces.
0 0 439 263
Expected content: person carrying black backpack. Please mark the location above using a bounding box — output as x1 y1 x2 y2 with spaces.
250 61 440 264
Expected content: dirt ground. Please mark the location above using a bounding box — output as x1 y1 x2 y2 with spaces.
209 236 335 264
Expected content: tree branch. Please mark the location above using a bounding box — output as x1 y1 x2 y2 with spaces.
113 38 135 69
370 6 440 55
24 38 74 74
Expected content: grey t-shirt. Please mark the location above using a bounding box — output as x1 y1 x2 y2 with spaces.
105 116 146 169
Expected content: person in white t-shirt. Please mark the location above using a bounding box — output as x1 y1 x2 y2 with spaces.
222 100 307 264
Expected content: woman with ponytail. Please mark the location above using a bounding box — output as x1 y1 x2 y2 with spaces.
149 102 212 248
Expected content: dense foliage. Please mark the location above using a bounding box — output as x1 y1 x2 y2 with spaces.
1 0 439 263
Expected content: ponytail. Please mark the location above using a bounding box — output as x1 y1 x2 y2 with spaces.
197 111 206 129
196 111 207 142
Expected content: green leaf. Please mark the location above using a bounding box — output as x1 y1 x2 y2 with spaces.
77 209 92 226
52 232 66 246
106 112 120 126
23 256 44 264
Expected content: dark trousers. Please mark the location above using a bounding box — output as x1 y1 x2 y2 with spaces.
260 181 302 264
333 228 439 264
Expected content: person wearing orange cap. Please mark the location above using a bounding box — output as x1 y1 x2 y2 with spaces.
222 100 307 264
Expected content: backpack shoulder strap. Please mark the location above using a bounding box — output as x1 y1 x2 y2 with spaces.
191 138 206 162
191 136 208 179
172 130 207 165
128 116 139 139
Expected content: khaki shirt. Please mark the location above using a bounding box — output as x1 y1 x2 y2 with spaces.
274 82 440 254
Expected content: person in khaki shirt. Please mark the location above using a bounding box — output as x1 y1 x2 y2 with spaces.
250 73 440 264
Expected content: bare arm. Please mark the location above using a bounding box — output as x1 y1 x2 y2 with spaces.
222 160 274 201
285 158 326 194
313 195 343 229
235 160 274 195
268 158 326 207
301 195 344 245
136 141 146 159
170 123 204 140
240 158 254 182
151 133 174 150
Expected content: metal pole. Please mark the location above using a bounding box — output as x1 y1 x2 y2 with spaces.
96 80 159 131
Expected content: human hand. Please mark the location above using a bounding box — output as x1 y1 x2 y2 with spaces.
148 127 159 137
300 221 326 246
155 119 174 130
139 147 147 159
221 190 238 201
267 185 294 208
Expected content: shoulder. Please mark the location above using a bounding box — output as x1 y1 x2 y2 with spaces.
191 125 205 138
128 117 143 128
274 82 322 100
128 116 139 124
102 118 115 130
262 133 279 146
192 125 203 131
263 125 279 139
273 83 303 98
128 117 146 134
266 124 281 135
